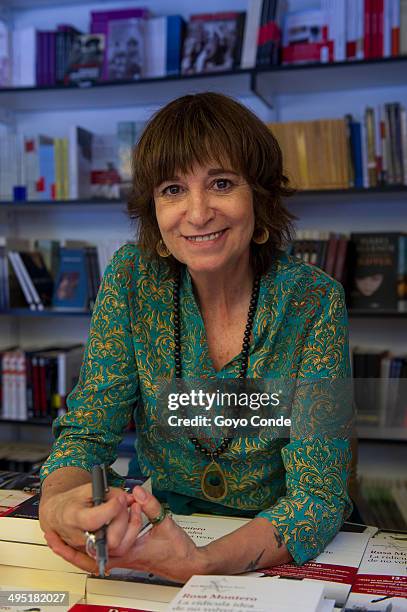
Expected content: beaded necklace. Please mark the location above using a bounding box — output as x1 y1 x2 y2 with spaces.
173 272 261 501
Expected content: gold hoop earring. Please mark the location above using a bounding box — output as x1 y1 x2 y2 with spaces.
252 227 270 245
156 239 171 258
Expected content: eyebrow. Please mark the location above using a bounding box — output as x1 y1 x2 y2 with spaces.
158 168 240 184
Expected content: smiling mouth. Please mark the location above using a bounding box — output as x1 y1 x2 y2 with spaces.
185 230 226 243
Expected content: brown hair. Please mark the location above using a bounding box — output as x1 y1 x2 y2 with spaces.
128 92 296 276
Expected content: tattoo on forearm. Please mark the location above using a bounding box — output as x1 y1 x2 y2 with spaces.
274 531 284 548
244 548 266 571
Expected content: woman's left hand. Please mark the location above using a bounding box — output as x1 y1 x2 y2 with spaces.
44 487 207 582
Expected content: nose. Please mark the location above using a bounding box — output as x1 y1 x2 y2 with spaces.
185 188 215 227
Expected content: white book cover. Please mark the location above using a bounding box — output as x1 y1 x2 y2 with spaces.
69 126 93 200
241 0 263 68
144 16 167 77
356 0 365 58
344 532 407 611
0 20 11 87
253 527 377 606
168 575 325 612
14 27 36 87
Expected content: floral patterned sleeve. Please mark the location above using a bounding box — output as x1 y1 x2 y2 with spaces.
256 280 353 565
40 247 139 487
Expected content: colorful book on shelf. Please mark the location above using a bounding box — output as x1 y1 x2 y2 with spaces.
282 9 333 64
69 126 93 200
64 34 105 86
90 134 121 199
90 7 150 81
348 232 406 311
52 247 89 311
144 15 186 78
106 18 145 81
344 531 407 610
55 24 82 85
181 12 246 75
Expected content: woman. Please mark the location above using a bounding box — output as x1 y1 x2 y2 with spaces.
39 92 352 582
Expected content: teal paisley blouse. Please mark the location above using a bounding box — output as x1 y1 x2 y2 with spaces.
40 244 352 565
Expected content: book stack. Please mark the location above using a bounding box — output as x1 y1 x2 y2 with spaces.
0 492 87 608
253 523 377 608
268 103 407 191
282 0 407 65
352 348 407 429
0 237 127 313
0 344 84 422
289 231 350 287
344 531 407 609
0 120 145 202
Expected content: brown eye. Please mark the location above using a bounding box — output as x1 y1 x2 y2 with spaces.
162 184 182 196
214 179 232 190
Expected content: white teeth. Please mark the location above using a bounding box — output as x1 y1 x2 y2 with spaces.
187 231 223 242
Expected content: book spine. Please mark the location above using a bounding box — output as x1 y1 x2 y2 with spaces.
374 104 383 182
383 0 392 55
384 104 394 183
393 102 403 183
166 16 184 76
364 0 373 58
241 0 263 68
365 107 378 186
360 117 369 188
8 252 36 310
377 0 385 55
391 0 400 54
398 234 406 311
400 106 407 185
14 252 44 310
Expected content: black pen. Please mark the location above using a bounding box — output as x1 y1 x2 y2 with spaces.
91 464 109 577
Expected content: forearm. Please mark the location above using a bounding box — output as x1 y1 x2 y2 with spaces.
40 466 91 502
198 517 292 575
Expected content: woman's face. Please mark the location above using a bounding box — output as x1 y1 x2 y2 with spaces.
154 162 255 275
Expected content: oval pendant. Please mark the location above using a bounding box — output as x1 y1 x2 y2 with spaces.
201 461 228 501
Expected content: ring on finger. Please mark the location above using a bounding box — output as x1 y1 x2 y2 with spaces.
150 504 168 527
85 530 97 558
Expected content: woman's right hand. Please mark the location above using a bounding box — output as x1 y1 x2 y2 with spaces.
39 483 132 551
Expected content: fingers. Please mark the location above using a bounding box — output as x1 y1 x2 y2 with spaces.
109 502 144 557
76 493 128 533
45 530 99 574
132 487 169 527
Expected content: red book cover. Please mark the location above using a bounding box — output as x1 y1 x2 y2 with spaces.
39 356 47 417
31 356 40 417
377 0 384 56
282 41 333 64
371 0 378 57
